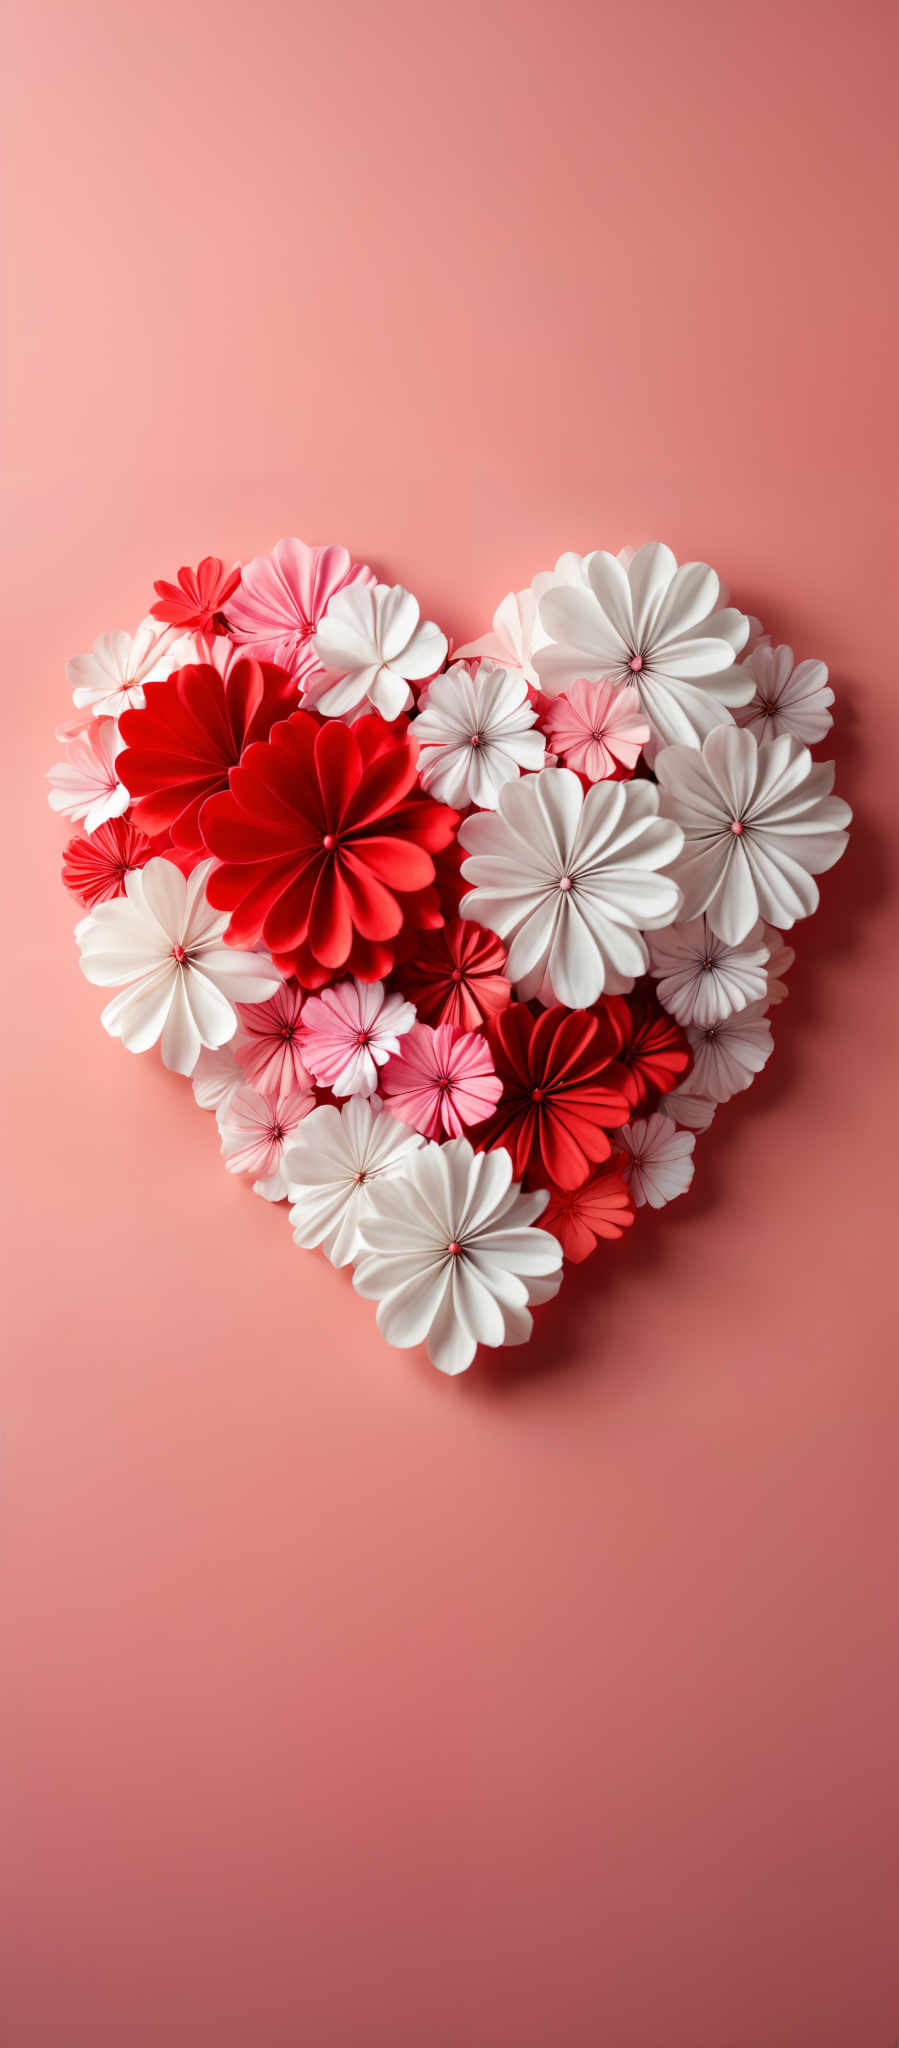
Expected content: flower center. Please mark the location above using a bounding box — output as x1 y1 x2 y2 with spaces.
322 832 337 851
558 875 572 893
451 967 464 983
447 1239 461 1256
353 1168 366 1184
730 819 745 836
470 733 481 748
629 654 644 673
531 1086 545 1103
355 1030 370 1047
172 943 187 964
279 1022 295 1041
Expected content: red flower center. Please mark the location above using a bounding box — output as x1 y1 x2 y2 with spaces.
172 942 186 963
447 1240 461 1256
730 819 744 836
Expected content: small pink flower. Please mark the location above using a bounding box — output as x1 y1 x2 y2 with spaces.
299 979 415 1097
232 983 310 1097
224 537 375 689
217 1081 315 1201
380 1022 502 1140
540 678 649 782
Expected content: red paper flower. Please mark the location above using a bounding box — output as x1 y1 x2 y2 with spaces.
201 710 459 987
150 556 241 635
61 814 155 909
541 1160 635 1261
473 1002 631 1190
117 659 298 853
395 918 510 1031
604 989 692 1111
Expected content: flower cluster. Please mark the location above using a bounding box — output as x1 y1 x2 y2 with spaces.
49 537 851 1374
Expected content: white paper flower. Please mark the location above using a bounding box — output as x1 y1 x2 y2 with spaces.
298 979 416 1097
284 1099 423 1268
686 1000 773 1103
76 857 282 1075
616 1113 696 1208
647 915 770 1027
192 1045 243 1111
47 720 130 834
761 927 795 1004
217 1082 315 1201
655 726 851 945
309 583 448 721
411 662 545 809
734 644 833 745
66 617 194 719
459 767 683 1005
533 542 752 753
353 1137 562 1377
453 588 548 687
659 1086 717 1134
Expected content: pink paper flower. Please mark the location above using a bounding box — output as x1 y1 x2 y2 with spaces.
232 982 310 1097
216 1081 316 1201
224 537 375 689
540 678 649 782
298 979 415 1098
379 1022 502 1140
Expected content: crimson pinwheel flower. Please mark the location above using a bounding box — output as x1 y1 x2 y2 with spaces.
473 1001 631 1190
395 917 511 1031
61 814 155 909
201 710 458 987
541 1160 635 1262
150 556 241 634
117 659 298 853
604 988 692 1112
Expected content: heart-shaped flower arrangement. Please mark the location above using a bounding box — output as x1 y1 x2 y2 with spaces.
48 539 851 1375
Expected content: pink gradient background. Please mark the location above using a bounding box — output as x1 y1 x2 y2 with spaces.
3 1 898 2041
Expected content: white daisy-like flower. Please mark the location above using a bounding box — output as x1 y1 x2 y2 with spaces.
284 1099 423 1268
452 587 548 687
616 1113 696 1208
734 644 833 745
308 582 448 721
410 662 545 810
66 616 195 719
217 1082 315 1201
647 915 770 1027
686 999 773 1104
76 857 281 1076
46 720 130 834
533 541 752 753
298 979 416 1098
459 766 683 1005
192 1045 244 1112
353 1136 562 1377
761 927 795 1004
655 726 851 945
659 1086 717 1134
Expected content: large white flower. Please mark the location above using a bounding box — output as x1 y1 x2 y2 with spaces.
309 582 448 721
353 1137 562 1377
66 616 194 719
616 1114 696 1208
655 726 851 945
686 1000 773 1103
533 542 752 752
458 767 682 1005
47 719 129 833
411 662 545 809
734 644 833 745
647 915 770 1027
76 857 281 1075
284 1099 423 1268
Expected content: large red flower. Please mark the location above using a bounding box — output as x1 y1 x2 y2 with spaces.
395 917 510 1031
150 556 241 634
61 814 155 909
117 659 297 853
603 989 692 1111
473 1002 631 1190
201 710 459 987
541 1161 635 1261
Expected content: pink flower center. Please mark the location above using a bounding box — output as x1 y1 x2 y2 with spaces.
355 1030 370 1047
470 733 481 748
558 875 572 892
730 819 745 836
172 943 187 963
629 654 644 673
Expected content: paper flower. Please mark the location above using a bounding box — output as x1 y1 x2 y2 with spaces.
453 587 549 687
410 661 545 809
534 543 751 753
459 767 683 1005
299 979 415 1097
762 927 795 1004
192 1045 243 1112
353 1137 562 1376
541 1159 635 1261
285 1098 423 1267
393 918 510 1031
616 1113 696 1208
309 583 448 721
66 617 195 719
47 720 130 833
216 1081 316 1201
76 857 281 1075
734 645 833 745
201 710 458 986
380 1021 502 1139
608 989 692 1111
224 537 375 687
473 1001 630 1189
150 557 241 635
686 999 774 1103
659 1086 717 1133
231 982 309 1096
61 813 155 908
655 727 851 944
539 679 650 783
117 658 298 852
648 915 770 1027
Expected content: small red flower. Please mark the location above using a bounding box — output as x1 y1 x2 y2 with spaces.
474 1002 631 1190
150 556 241 635
395 918 510 1031
541 1161 635 1261
603 989 692 1111
61 814 155 909
117 659 297 853
201 710 459 987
